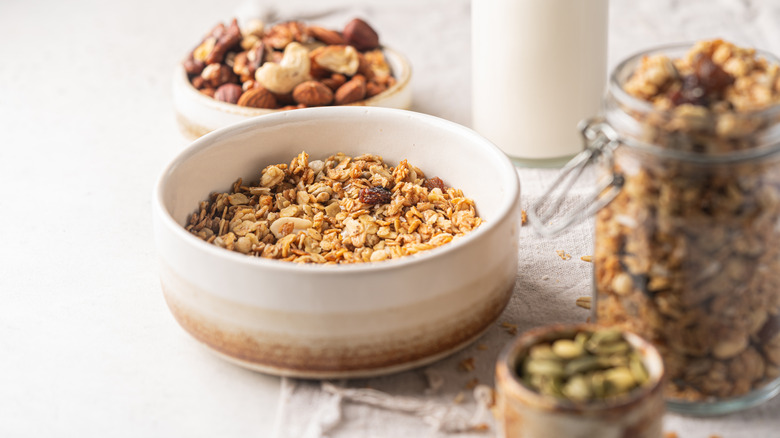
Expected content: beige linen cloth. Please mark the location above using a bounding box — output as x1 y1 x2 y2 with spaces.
272 168 780 438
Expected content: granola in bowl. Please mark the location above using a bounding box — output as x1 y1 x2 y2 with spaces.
154 107 519 377
186 151 482 264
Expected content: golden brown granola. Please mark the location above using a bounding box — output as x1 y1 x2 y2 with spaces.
575 296 592 310
500 322 519 336
458 357 476 372
596 40 780 401
186 151 481 264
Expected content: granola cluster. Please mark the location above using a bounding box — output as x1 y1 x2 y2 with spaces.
186 152 481 264
596 40 780 401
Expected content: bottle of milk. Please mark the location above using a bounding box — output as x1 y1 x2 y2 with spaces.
471 0 609 167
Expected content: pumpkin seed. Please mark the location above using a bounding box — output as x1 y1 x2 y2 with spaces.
604 367 637 393
565 355 602 376
529 344 559 360
562 375 592 401
552 339 585 359
586 328 623 350
516 327 651 403
629 353 649 385
590 340 630 356
526 358 566 377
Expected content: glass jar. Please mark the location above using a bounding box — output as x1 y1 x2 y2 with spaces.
530 43 780 415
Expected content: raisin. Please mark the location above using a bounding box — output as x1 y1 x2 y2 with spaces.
693 53 734 93
359 186 392 205
671 54 734 106
671 74 708 106
424 176 446 191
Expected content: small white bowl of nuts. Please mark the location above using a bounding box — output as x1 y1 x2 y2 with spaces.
173 18 412 138
153 106 520 378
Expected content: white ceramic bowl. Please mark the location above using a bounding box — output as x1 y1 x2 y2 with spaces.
173 46 413 139
153 107 520 378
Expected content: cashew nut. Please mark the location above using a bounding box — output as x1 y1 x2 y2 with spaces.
270 217 313 239
312 45 359 76
254 42 311 94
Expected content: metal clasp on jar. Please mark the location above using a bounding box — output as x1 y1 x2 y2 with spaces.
527 118 624 237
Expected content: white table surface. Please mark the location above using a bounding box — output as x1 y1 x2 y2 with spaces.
2 0 779 436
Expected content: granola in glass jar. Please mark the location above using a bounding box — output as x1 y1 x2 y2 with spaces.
594 40 780 413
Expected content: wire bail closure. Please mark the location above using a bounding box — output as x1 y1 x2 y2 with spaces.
527 117 624 238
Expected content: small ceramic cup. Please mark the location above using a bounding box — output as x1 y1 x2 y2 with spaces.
495 324 666 438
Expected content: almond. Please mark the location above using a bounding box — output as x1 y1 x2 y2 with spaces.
343 18 379 51
237 86 277 108
214 83 243 104
292 81 334 106
334 74 367 105
308 26 345 45
365 81 387 98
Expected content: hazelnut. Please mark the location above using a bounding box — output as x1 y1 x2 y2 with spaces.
237 87 277 108
334 74 367 105
293 81 334 106
321 73 347 91
308 26 345 45
214 83 244 104
343 18 379 51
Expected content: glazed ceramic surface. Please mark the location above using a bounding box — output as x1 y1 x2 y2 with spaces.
172 47 413 139
153 107 520 378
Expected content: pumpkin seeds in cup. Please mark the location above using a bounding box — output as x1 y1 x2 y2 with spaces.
518 327 650 402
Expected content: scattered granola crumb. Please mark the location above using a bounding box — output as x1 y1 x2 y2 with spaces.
476 343 489 351
459 357 476 372
471 423 490 432
465 378 480 390
575 296 592 310
542 275 550 281
580 255 593 262
710 435 723 438
664 433 679 438
453 391 466 404
556 249 572 260
500 321 518 336
423 368 444 394
521 209 528 225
